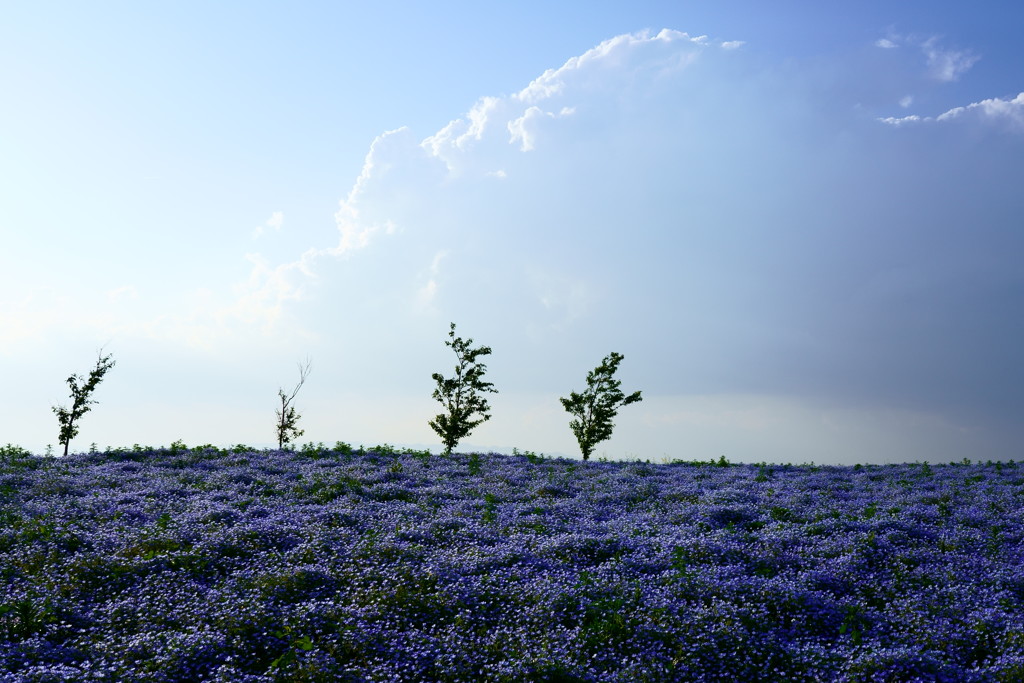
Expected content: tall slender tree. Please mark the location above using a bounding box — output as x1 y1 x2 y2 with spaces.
560 352 642 460
53 349 116 457
430 322 497 455
276 357 311 450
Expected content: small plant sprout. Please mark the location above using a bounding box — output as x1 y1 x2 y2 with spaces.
52 348 116 457
430 322 497 455
560 351 642 461
276 357 311 450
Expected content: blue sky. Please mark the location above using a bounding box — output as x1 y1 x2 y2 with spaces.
3 1 1023 464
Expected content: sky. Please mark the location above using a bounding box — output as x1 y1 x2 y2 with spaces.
3 1 1023 465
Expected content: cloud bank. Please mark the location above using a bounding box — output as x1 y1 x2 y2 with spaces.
8 25 1024 461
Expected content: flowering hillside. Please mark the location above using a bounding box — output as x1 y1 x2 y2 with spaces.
1 445 1023 682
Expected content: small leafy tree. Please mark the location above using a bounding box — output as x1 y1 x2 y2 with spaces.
560 352 642 461
276 357 311 450
430 322 497 455
52 349 116 457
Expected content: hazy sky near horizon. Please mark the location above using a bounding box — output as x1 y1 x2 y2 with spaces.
3 2 1023 464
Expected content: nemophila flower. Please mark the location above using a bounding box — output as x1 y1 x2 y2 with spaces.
1 449 1023 680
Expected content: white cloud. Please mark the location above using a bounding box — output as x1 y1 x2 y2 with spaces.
185 29 737 343
899 95 913 108
416 280 437 308
879 92 1024 131
327 126 432 254
507 105 574 151
936 91 1024 127
720 40 745 50
252 211 284 239
419 28 717 172
921 37 979 82
876 34 979 82
878 114 922 126
106 249 322 351
233 252 312 322
415 250 448 311
421 96 502 171
514 28 711 105
2 29 742 353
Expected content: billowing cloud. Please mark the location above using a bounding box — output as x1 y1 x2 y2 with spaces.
879 92 1024 130
515 28 707 106
937 91 1024 127
3 28 727 356
331 127 426 255
419 28 710 173
507 106 574 151
220 27 725 330
421 96 501 172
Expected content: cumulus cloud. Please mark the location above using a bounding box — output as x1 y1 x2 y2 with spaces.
117 27 726 351
514 28 709 105
331 128 422 255
421 96 501 172
10 29 738 352
507 105 574 151
879 92 1024 130
420 28 711 173
225 28 730 341
937 91 1024 127
112 28 727 350
720 40 745 50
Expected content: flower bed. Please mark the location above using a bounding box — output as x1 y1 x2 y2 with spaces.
1 446 1022 681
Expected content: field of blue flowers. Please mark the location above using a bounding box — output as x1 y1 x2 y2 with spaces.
1 443 1023 682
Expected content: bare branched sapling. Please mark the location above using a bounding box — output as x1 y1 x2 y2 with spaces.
52 349 116 457
430 322 497 455
560 352 642 461
277 358 311 450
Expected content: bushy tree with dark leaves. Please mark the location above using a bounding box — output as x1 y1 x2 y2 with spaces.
561 352 641 460
430 322 497 455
